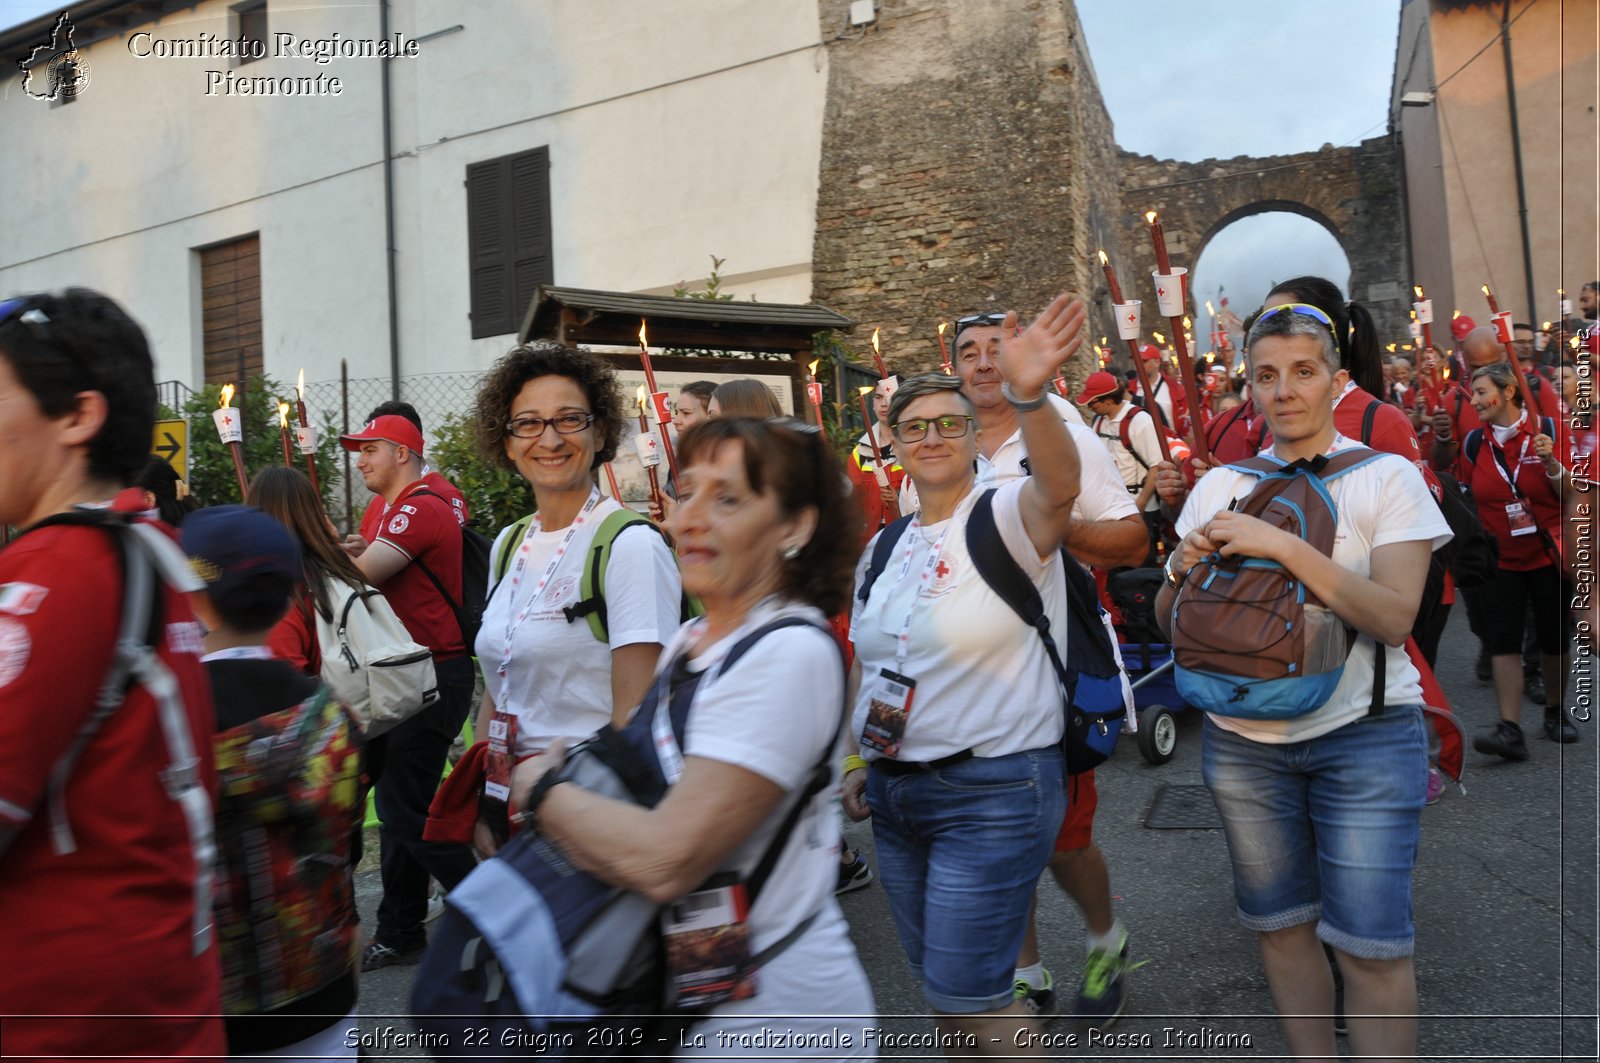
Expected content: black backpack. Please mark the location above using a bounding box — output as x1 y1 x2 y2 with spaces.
409 487 491 649
857 490 1128 774
410 616 843 1055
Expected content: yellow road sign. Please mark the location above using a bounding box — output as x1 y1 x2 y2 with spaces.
152 418 187 476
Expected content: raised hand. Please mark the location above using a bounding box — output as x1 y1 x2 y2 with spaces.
996 292 1087 397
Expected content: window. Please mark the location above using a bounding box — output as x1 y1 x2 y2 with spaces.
199 235 263 388
233 1 267 65
466 146 553 339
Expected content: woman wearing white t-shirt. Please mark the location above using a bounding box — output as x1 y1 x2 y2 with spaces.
469 343 683 857
509 416 874 1053
1155 305 1450 1060
843 294 1086 1056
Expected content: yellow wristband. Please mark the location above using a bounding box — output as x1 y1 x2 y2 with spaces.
842 754 869 775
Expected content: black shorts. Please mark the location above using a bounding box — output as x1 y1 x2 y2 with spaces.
1480 564 1571 657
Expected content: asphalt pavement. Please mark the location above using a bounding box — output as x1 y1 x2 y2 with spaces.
351 605 1598 1060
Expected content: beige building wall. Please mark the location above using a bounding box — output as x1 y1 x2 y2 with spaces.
1394 0 1597 326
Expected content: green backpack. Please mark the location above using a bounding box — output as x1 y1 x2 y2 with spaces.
490 508 701 643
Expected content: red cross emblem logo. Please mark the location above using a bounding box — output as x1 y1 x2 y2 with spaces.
1124 312 1136 325
222 415 233 426
1157 286 1167 298
935 559 951 580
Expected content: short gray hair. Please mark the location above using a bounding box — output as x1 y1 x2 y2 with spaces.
887 373 974 426
1244 306 1340 374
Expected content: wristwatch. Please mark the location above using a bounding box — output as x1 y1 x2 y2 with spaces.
512 772 569 826
1001 382 1048 412
1164 552 1186 589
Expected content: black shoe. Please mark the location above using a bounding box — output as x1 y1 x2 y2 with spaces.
835 851 873 895
1524 672 1547 705
361 939 425 971
1476 647 1491 683
1545 706 1580 744
1473 720 1529 761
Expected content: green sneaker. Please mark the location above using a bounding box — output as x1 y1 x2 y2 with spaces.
1073 937 1145 1033
1013 967 1058 1022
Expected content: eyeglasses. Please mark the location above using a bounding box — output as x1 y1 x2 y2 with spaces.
892 414 975 444
505 412 595 438
1256 303 1334 331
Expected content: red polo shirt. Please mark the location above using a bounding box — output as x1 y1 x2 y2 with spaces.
0 497 225 1060
1462 412 1568 571
371 480 466 658
359 469 469 541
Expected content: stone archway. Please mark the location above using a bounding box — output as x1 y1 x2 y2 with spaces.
1116 137 1411 340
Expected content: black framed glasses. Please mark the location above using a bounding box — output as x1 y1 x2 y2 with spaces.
891 414 975 444
1256 303 1334 331
505 412 595 438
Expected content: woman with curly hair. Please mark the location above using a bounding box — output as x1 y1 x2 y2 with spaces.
469 342 684 858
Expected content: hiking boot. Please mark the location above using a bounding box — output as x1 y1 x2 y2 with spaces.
1473 720 1529 761
1073 938 1142 1033
1545 706 1580 744
361 939 425 972
1424 766 1446 805
1524 672 1547 705
1013 968 1058 1022
834 850 873 895
1475 647 1491 682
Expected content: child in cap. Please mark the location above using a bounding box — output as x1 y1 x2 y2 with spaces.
183 505 363 1060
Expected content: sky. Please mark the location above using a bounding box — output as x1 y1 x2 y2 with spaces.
1076 0 1402 322
1 0 1400 322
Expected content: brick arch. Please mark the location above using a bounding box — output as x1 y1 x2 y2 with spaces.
1116 137 1411 339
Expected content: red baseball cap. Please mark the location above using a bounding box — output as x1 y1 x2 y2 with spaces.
1449 315 1476 343
1076 370 1121 404
1137 342 1161 361
340 414 424 454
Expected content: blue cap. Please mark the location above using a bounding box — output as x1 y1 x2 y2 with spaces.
181 505 301 613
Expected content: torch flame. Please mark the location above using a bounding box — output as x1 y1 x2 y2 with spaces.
1558 288 1566 297
807 359 820 377
871 328 880 355
858 385 874 396
278 402 289 428
219 383 235 408
1182 315 1192 329
1205 300 1215 315
1410 309 1417 320
1144 211 1158 225
1205 352 1215 364
1386 343 1397 353
296 368 305 399
635 384 647 414
1543 321 1552 330
1414 285 1424 299
937 322 946 337
1481 284 1491 297
1097 249 1108 265
1153 331 1165 345
1452 309 1462 320
638 320 649 350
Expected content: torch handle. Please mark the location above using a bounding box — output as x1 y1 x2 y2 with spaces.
1122 338 1174 464
228 441 250 500
1168 323 1212 466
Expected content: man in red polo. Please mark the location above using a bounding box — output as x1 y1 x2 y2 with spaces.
342 414 477 970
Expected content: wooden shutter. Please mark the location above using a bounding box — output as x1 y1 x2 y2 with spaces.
201 235 262 387
467 147 552 339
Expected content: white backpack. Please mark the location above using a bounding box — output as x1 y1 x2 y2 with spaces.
313 575 438 737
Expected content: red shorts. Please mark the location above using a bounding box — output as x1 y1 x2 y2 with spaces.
1053 769 1098 851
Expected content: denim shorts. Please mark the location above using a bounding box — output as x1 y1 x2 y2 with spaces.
866 748 1066 1012
1202 708 1427 959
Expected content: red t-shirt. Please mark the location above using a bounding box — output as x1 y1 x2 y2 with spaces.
847 434 907 545
1462 413 1568 571
266 595 319 675
359 470 469 542
370 480 465 658
0 503 225 1060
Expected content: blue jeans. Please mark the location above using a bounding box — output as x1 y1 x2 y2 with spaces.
373 654 478 947
866 748 1066 1012
1202 708 1428 959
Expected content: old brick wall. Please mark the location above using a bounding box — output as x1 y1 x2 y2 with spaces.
1117 138 1411 341
810 0 1127 385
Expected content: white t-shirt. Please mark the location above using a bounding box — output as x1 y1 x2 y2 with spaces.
1093 404 1164 511
898 395 1138 527
475 501 683 755
657 601 872 1032
852 479 1068 760
1174 435 1452 744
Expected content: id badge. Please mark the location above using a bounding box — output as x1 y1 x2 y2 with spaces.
861 668 916 759
661 879 756 1009
1506 501 1537 537
484 711 518 802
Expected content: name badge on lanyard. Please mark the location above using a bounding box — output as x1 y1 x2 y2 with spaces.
661 876 756 1008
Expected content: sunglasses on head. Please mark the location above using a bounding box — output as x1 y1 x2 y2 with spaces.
1256 303 1334 331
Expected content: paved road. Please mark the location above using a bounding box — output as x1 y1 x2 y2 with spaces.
351 607 1598 1060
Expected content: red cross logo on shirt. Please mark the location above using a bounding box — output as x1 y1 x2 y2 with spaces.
935 559 951 580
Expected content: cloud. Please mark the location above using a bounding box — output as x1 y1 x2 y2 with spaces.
1192 213 1351 316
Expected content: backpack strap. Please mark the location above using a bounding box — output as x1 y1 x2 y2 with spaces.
405 487 464 613
1463 428 1483 467
1360 396 1380 446
963 491 1074 698
563 509 665 642
856 514 915 606
1118 410 1154 472
488 513 537 594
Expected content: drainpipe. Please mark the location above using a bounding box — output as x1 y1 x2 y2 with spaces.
380 0 401 400
1501 0 1536 326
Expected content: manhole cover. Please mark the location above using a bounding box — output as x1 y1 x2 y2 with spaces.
1144 784 1223 830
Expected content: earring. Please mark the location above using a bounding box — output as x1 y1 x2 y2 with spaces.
782 544 801 560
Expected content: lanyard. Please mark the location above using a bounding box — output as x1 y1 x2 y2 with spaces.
495 487 602 706
887 495 970 671
1486 423 1531 500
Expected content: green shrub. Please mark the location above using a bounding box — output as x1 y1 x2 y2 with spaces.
428 411 534 536
175 377 343 512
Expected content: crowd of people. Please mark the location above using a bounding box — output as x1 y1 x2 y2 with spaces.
0 275 1592 1061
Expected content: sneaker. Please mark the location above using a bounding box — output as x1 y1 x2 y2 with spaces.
361 939 425 972
1473 720 1529 761
1073 938 1143 1033
1525 672 1547 705
835 851 873 895
1013 968 1058 1022
1544 706 1580 744
1424 766 1446 805
1475 646 1491 683
425 893 446 924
